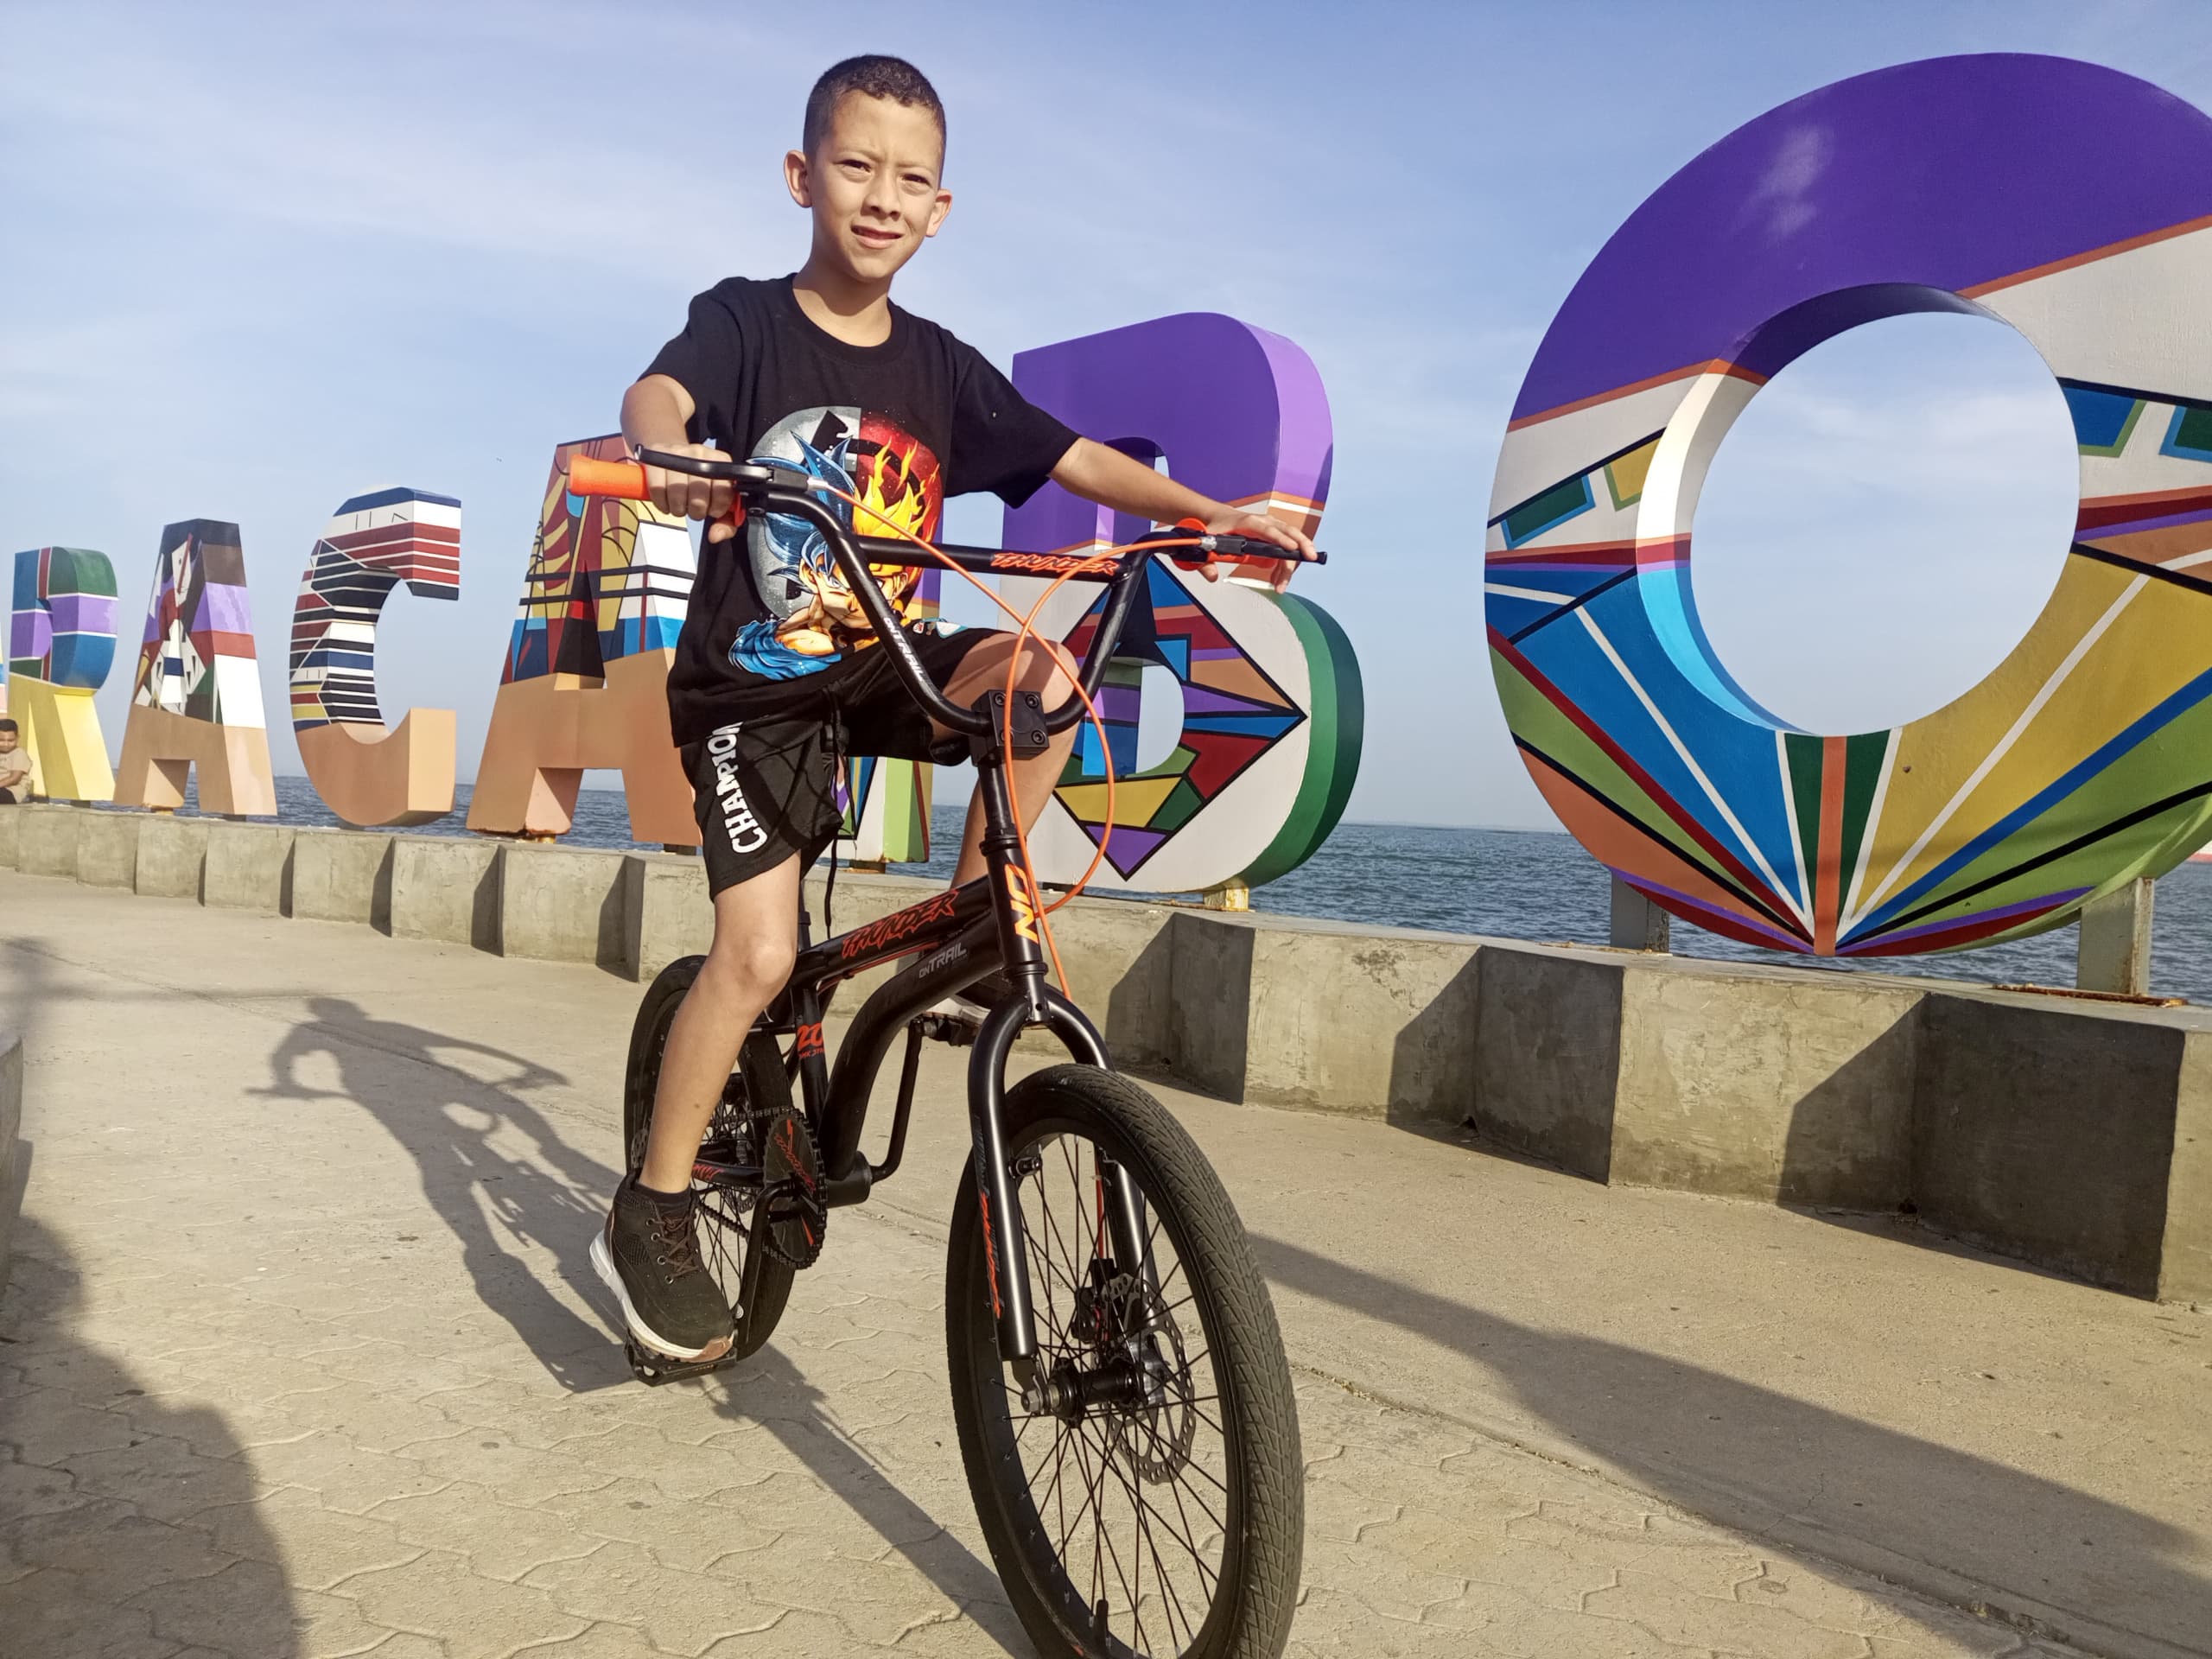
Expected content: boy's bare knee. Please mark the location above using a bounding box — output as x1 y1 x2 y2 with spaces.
1014 638 1077 699
704 930 796 999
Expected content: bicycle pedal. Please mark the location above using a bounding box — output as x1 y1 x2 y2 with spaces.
623 1340 737 1388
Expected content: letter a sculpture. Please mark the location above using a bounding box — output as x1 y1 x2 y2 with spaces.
467 436 697 845
115 518 278 817
290 488 462 826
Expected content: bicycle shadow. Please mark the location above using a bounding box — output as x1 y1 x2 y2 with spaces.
695 1343 1027 1653
258 996 1021 1643
256 996 618 1391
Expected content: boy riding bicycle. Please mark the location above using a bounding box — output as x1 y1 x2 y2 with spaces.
594 54 1314 1363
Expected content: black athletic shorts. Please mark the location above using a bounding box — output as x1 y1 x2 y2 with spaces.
683 624 989 896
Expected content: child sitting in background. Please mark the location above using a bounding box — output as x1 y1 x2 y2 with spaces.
0 720 29 804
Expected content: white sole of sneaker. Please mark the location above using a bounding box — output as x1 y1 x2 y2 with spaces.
589 1228 734 1364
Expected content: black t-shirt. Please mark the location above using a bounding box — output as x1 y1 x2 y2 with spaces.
643 276 1078 744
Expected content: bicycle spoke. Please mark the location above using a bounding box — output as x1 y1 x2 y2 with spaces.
1135 1463 1225 1614
1055 1418 1109 1576
1028 1147 1093 1333
973 1106 1268 1659
1027 1205 1087 1316
1069 1421 1142 1645
1032 1417 1073 1511
1090 1414 1198 1655
1065 1420 1108 1616
1047 1425 1076 1565
1094 1414 1213 1643
1157 1434 1225 1600
1141 1289 1196 1325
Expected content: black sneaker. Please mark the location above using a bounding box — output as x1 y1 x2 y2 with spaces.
590 1180 734 1361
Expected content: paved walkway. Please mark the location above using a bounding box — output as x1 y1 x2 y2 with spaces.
3 871 2207 1658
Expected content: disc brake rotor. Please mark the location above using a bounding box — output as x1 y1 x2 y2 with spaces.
1077 1267 1198 1484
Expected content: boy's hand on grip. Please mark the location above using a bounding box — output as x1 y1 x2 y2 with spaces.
1205 510 1315 594
638 442 741 543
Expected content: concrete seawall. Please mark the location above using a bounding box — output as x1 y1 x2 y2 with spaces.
7 801 2209 1304
0 1024 21 1298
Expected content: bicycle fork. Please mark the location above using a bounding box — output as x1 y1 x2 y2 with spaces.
966 747 1147 1385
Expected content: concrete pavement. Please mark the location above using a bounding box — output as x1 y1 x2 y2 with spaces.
2 868 2206 1657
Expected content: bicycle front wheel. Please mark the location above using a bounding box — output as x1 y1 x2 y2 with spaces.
945 1065 1303 1659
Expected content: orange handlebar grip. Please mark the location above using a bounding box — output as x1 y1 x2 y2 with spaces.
566 455 649 499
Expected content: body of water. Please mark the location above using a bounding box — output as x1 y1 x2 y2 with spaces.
157 778 2212 1005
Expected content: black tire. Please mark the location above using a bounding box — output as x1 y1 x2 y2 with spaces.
623 956 794 1362
945 1065 1303 1658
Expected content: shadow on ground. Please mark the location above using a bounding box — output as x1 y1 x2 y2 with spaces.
256 995 617 1390
1255 1231 2211 1657
701 1346 1027 1653
1 1215 305 1655
261 996 1023 1649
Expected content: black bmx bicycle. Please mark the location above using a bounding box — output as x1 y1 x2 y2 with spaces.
569 450 1310 1659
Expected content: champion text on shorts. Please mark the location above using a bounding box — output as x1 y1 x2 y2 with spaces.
708 725 769 854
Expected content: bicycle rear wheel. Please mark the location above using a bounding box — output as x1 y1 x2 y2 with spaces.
623 957 794 1362
945 1065 1303 1658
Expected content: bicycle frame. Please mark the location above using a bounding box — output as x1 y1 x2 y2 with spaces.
599 454 1311 1382
707 478 1147 1382
752 771 1115 1382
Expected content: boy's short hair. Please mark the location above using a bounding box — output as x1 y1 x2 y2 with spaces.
804 55 945 158
0 718 16 734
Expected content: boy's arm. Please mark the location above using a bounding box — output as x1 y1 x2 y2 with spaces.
1049 437 1317 593
620 374 741 544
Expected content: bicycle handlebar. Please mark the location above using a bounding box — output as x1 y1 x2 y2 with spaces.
566 448 1324 741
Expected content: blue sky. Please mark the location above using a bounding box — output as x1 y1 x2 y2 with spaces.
4 1 2209 829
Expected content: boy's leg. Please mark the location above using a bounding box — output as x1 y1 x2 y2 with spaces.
931 633 1080 882
639 855 803 1192
594 857 802 1363
596 712 831 1363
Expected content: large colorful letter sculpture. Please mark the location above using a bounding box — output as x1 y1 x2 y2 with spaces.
840 566 941 864
1487 54 2212 956
467 436 698 844
290 489 461 826
1001 313 1362 893
7 547 118 801
114 519 277 816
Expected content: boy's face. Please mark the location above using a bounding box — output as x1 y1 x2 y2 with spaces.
0 730 16 755
785 93 950 285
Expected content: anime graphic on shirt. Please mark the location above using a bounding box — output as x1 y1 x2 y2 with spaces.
733 405 949 680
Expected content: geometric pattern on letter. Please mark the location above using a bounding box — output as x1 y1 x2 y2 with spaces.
134 518 265 729
1488 54 2212 957
465 435 698 845
10 546 118 690
290 487 461 729
115 518 276 815
1001 311 1360 893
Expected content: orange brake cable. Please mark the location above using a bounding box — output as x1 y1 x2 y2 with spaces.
802 480 1210 991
